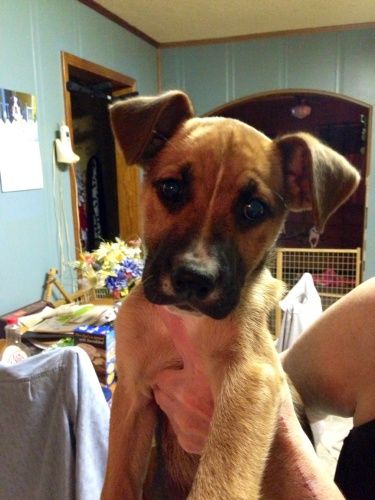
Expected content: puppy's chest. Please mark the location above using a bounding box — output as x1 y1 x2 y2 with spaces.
144 319 234 378
118 310 236 388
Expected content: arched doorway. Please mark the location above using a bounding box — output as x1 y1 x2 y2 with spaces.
208 90 370 331
208 90 370 255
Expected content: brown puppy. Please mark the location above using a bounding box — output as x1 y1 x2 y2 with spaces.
101 91 360 499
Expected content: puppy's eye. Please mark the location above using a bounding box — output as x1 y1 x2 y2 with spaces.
243 199 268 222
158 179 182 201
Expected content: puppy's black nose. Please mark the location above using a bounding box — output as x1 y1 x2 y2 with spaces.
171 266 215 301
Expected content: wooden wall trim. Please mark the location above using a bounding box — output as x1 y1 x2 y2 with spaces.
61 52 81 258
206 88 373 117
160 22 375 48
78 2 375 49
78 0 159 47
62 51 136 89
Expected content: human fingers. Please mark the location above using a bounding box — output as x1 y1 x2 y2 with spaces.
156 306 198 371
153 368 183 395
154 387 211 436
154 385 209 454
153 368 214 419
176 426 208 455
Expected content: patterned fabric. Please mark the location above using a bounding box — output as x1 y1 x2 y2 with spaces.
86 155 107 251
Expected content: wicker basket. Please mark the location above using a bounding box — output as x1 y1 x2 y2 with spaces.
75 287 112 304
94 287 113 299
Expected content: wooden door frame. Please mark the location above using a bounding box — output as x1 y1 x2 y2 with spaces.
60 51 139 257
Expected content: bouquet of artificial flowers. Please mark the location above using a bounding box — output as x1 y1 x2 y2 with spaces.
72 238 144 298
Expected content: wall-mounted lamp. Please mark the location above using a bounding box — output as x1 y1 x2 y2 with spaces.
291 99 312 119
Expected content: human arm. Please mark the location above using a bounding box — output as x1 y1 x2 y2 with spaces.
282 277 375 427
153 306 344 498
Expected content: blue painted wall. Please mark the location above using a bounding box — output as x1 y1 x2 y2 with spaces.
161 29 375 279
0 0 157 314
1 6 374 316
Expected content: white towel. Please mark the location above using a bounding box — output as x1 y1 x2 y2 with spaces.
277 272 322 353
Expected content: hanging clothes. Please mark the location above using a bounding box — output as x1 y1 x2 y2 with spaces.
75 165 88 249
276 272 322 353
86 155 108 251
276 272 326 445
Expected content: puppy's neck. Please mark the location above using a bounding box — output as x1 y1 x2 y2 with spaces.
162 304 217 334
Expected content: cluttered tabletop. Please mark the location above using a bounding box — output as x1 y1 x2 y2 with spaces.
0 300 118 396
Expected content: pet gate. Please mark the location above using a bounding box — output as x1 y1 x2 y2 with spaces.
270 248 361 337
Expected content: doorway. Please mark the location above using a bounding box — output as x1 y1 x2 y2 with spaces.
208 90 370 256
61 52 141 256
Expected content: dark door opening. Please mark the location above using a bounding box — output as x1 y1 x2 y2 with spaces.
61 52 139 256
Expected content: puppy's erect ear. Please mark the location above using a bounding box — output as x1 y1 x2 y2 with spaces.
109 90 194 166
276 132 360 233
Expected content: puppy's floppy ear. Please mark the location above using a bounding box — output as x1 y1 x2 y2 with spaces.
109 90 194 167
276 132 360 233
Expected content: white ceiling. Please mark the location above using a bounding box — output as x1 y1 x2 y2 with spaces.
92 0 375 45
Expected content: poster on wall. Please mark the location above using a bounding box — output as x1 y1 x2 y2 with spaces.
0 88 44 192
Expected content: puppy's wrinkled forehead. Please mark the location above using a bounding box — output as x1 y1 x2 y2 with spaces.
148 116 280 191
141 116 287 257
160 116 270 162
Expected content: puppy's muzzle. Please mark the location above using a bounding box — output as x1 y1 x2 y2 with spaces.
171 264 216 302
143 239 245 319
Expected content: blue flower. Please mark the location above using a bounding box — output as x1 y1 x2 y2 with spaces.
104 258 144 293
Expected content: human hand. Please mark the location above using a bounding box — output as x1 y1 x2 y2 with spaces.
152 307 213 454
152 307 343 498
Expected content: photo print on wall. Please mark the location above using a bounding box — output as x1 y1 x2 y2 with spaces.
0 88 43 192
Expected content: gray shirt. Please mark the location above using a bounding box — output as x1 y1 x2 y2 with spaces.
0 347 109 500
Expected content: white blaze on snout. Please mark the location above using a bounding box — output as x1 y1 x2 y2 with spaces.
170 125 227 294
176 239 220 277
161 274 175 296
160 239 220 300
